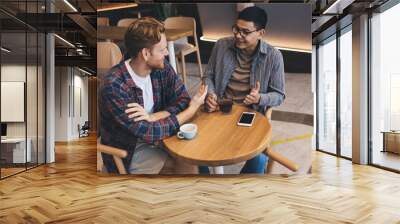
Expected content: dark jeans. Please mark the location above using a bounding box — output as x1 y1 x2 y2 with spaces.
199 154 268 174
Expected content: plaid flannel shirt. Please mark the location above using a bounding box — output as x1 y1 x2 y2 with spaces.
99 60 190 173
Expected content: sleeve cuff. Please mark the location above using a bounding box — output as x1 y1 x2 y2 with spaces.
259 93 269 107
205 78 216 95
165 107 178 115
259 92 285 107
169 114 180 133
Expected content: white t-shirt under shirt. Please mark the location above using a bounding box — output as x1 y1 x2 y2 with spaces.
125 59 154 113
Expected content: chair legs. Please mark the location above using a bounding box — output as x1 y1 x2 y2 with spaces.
176 49 203 84
195 49 203 78
176 57 182 74
180 52 187 85
265 159 274 174
97 151 104 172
264 146 299 173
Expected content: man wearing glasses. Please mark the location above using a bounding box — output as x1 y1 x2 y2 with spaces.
202 6 286 174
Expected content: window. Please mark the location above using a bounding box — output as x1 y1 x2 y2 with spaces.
0 0 47 179
317 35 337 154
339 27 352 158
370 2 400 171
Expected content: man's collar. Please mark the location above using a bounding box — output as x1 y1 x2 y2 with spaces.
258 40 268 54
120 60 138 88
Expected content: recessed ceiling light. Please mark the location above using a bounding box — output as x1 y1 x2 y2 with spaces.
63 0 78 12
78 67 93 76
1 47 11 53
54 34 75 48
97 3 138 12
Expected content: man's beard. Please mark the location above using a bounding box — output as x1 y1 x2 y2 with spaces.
148 61 164 70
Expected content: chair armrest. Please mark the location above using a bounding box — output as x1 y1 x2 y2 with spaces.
97 143 128 158
265 108 272 120
264 147 299 172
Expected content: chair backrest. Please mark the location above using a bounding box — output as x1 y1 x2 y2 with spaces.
97 42 122 140
117 18 138 27
97 42 122 71
82 121 89 129
97 17 110 26
164 17 199 47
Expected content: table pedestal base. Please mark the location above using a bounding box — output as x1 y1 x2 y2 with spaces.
212 166 224 174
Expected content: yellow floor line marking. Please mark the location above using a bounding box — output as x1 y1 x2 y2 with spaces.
271 133 313 146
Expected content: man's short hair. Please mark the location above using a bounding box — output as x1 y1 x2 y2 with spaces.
125 17 165 59
238 6 268 30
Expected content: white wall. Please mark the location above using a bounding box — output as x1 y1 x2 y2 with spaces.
1 64 45 164
54 67 89 141
72 72 89 139
55 66 69 141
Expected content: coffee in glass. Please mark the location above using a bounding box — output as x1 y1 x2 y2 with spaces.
219 98 233 113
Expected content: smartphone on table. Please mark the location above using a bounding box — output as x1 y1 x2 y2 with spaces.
237 112 256 127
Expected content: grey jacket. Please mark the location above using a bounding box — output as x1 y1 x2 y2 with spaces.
203 37 285 113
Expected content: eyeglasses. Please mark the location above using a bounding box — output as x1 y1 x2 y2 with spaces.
232 25 259 37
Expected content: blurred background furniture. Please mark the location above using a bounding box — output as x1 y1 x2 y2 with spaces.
164 16 203 84
78 121 90 138
117 18 137 27
382 131 400 154
97 17 110 26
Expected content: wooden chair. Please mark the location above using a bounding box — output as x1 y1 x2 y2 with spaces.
263 108 299 173
97 42 122 70
97 139 128 174
96 42 123 98
164 17 203 85
96 42 122 142
97 17 110 26
117 18 137 27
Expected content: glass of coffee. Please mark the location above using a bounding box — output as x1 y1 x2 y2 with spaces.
219 98 233 114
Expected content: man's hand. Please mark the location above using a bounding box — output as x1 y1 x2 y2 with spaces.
244 81 261 105
205 93 218 112
125 103 154 122
190 84 208 108
176 85 208 125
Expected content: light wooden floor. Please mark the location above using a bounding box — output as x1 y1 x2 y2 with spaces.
372 151 400 171
0 135 400 223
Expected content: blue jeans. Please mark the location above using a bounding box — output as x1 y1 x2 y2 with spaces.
199 154 268 174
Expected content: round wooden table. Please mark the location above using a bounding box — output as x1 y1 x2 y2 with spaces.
162 105 272 174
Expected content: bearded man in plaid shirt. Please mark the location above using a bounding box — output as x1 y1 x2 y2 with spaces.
99 17 207 174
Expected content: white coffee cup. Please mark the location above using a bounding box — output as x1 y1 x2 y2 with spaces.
177 123 197 140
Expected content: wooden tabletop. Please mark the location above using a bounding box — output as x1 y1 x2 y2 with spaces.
162 105 272 167
97 26 193 42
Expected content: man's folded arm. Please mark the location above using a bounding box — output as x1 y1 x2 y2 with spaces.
101 89 179 144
